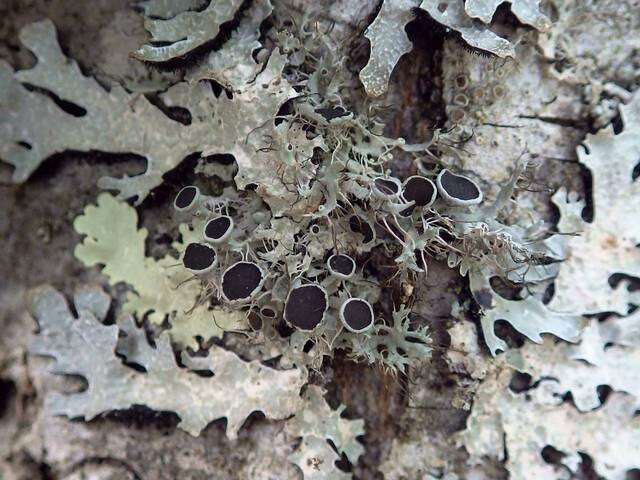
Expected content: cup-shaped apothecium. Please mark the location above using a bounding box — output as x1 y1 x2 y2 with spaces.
372 176 402 199
221 261 265 304
402 175 437 208
260 306 277 318
339 298 374 333
436 169 483 206
182 242 217 274
173 185 200 212
203 215 234 243
327 253 356 280
284 284 328 331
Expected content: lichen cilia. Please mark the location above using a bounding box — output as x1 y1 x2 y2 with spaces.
163 13 561 372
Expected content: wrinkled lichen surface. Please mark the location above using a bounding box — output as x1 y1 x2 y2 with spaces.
1 0 640 479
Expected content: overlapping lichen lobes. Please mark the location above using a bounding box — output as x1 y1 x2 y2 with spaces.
419 0 514 58
509 336 640 412
461 356 640 479
359 0 550 97
28 286 306 438
286 386 365 465
0 20 198 201
550 91 640 315
474 280 582 357
133 0 244 62
0 19 297 205
464 0 550 30
187 0 273 92
73 193 242 349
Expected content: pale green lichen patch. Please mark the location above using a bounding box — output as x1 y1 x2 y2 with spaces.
0 20 298 204
471 268 582 356
507 336 640 411
73 193 242 349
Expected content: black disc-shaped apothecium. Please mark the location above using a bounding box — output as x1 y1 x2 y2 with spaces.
284 284 328 331
183 243 217 273
221 262 265 303
174 186 200 211
204 215 234 243
349 215 374 244
327 254 356 279
373 177 401 198
340 298 374 333
403 176 437 207
260 306 277 318
436 169 483 206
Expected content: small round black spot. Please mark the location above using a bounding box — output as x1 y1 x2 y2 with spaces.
328 254 355 277
205 216 232 240
374 178 399 195
183 243 216 271
440 170 480 201
403 176 436 206
285 285 327 331
342 298 373 331
175 186 198 209
222 262 263 301
260 307 276 318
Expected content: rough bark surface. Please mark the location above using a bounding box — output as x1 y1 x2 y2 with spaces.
1 0 634 479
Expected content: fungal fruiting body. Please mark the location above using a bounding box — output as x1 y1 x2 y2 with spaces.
372 177 402 199
204 215 234 243
339 298 375 333
183 243 217 274
284 284 328 331
174 185 200 212
221 261 265 304
402 175 437 208
327 254 356 280
436 169 483 206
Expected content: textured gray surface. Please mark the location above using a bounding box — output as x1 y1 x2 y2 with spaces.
0 0 634 479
